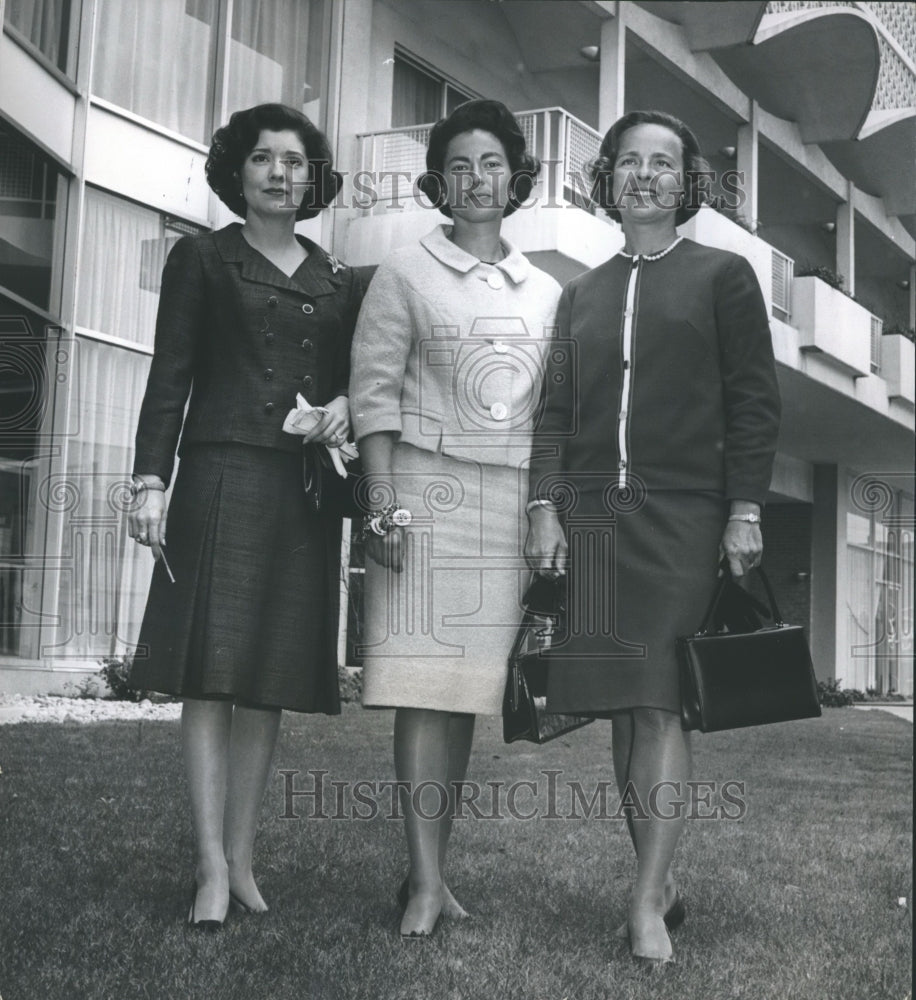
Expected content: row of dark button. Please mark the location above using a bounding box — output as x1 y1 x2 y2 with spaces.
267 294 314 315
262 370 313 387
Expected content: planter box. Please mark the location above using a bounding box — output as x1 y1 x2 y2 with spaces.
792 276 871 377
882 333 915 405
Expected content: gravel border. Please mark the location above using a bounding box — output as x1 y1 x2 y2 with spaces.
0 693 181 725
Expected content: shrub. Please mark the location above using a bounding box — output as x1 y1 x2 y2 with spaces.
796 263 846 291
98 656 151 703
817 677 855 708
338 665 362 704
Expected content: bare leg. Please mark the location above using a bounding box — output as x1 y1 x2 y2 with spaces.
394 707 464 936
440 713 475 918
611 711 679 937
223 704 283 912
624 707 692 961
182 698 232 922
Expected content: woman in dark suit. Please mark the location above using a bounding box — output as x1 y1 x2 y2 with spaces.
525 110 780 965
127 103 361 929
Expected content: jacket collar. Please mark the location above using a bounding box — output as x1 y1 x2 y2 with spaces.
212 223 346 297
420 224 530 285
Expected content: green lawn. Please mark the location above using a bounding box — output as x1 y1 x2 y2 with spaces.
0 705 911 1000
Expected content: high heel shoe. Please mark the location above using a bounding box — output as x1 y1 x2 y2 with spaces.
627 926 675 969
663 892 686 932
229 890 267 915
614 893 686 939
187 883 224 932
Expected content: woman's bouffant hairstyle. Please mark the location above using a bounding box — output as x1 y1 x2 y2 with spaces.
417 99 539 217
589 110 710 226
205 103 342 221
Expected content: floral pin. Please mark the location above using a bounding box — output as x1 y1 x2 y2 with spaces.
326 254 347 274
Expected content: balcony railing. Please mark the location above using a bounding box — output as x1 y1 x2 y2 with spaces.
771 248 794 322
870 314 883 374
355 107 610 219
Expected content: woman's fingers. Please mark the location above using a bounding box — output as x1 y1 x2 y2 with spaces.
720 522 762 577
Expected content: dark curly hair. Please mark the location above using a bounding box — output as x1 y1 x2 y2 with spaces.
589 110 710 226
417 99 538 218
205 104 341 221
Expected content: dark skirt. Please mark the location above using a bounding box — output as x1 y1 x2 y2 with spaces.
545 489 726 715
130 443 342 714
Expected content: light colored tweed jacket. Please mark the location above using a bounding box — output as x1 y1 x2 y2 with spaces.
350 225 561 468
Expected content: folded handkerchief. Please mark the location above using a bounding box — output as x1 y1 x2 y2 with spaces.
283 394 358 478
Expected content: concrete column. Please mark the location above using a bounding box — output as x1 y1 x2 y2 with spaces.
598 8 626 128
909 263 915 329
836 180 855 296
736 100 759 231
810 465 844 683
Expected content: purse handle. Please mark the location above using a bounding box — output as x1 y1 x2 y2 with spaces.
696 563 786 636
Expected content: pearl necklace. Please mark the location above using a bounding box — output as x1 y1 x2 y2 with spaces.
619 236 683 261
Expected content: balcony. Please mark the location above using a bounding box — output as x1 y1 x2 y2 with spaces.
346 108 620 272
792 275 873 377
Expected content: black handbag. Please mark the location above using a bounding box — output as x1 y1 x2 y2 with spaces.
302 443 364 520
502 575 594 744
678 565 821 733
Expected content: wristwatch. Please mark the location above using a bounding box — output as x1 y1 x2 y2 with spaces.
728 512 761 524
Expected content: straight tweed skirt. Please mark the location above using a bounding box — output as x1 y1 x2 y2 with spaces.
130 443 342 714
545 488 727 716
360 444 530 715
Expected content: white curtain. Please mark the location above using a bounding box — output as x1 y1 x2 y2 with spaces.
226 0 325 119
54 338 154 657
92 0 216 142
5 0 68 68
77 188 168 349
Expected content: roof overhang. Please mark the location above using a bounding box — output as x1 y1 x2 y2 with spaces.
634 1 765 50
713 9 880 143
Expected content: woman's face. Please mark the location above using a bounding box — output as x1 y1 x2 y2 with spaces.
612 123 684 224
238 128 309 218
443 129 511 223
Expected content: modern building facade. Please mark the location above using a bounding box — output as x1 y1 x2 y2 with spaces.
1 0 913 696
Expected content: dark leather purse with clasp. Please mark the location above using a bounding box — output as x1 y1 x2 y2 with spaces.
678 564 821 733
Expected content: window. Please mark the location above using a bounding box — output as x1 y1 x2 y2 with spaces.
62 191 203 656
91 0 330 144
4 0 74 74
392 53 474 127
77 188 202 349
227 0 328 122
0 124 65 313
92 0 219 143
846 486 914 697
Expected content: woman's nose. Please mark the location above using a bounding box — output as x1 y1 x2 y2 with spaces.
268 159 285 178
635 159 653 180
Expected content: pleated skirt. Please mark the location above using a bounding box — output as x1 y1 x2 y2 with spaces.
360 444 529 716
130 443 342 714
545 488 727 716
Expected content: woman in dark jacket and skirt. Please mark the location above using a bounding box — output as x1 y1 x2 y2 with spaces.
127 104 361 929
525 110 780 965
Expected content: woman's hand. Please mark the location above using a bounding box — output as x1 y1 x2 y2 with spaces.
365 527 406 573
524 506 568 577
305 395 351 447
719 520 763 578
128 478 168 561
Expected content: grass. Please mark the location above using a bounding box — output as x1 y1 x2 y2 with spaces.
0 705 911 1000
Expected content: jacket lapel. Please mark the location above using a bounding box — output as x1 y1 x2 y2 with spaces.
211 223 346 297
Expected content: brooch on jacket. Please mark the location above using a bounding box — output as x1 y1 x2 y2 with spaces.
325 254 347 274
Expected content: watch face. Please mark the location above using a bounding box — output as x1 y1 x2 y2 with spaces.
391 509 412 527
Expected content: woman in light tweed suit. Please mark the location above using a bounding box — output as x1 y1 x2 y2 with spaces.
350 100 560 937
128 104 361 929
